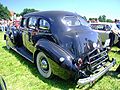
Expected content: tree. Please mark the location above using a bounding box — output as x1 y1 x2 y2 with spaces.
0 3 10 19
20 8 38 16
89 18 93 21
102 15 106 22
89 18 97 21
16 13 21 17
89 18 98 22
98 15 106 22
106 19 113 23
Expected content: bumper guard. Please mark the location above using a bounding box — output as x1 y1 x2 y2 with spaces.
77 58 116 86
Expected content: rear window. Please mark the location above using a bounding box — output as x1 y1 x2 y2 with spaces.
62 16 81 26
62 16 89 27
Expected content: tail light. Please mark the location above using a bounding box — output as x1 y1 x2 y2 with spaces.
76 58 83 69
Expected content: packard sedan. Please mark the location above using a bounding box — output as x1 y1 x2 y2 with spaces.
4 11 115 86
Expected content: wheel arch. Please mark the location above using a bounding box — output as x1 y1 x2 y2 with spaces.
33 49 40 64
35 39 74 66
33 48 74 80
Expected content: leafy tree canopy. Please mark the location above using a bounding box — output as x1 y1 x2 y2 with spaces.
106 19 113 23
89 18 97 21
20 8 38 16
16 13 21 17
98 15 106 22
0 3 10 20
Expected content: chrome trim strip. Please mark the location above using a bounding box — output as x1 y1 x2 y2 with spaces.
90 54 108 64
89 50 107 60
91 57 108 69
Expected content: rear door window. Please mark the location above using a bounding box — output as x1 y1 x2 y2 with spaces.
28 17 37 29
38 18 50 32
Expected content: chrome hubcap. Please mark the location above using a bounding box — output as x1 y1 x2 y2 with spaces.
40 58 49 72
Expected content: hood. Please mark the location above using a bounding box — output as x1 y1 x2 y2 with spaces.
58 27 101 58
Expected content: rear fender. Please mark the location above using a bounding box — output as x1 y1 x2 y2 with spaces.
35 39 76 71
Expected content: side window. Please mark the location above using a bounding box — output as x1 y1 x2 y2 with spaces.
38 19 50 31
28 17 37 29
21 18 27 27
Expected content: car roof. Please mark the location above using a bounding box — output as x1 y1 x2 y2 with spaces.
23 11 78 18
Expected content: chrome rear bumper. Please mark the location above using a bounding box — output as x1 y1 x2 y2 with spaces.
77 58 116 86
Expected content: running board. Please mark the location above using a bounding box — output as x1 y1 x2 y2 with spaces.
11 46 34 63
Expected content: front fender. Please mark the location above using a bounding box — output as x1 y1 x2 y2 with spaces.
35 39 77 71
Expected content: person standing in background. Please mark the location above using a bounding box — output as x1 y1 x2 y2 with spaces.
108 21 120 48
1 20 5 31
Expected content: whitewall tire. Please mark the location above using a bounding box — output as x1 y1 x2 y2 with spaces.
36 52 52 78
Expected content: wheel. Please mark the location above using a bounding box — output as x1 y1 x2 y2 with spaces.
6 39 10 50
36 52 52 78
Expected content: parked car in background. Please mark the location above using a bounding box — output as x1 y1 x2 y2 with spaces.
4 11 115 86
90 22 120 45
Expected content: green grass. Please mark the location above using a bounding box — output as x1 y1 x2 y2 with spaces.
0 31 120 90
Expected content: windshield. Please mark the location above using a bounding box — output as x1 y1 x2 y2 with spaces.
62 16 90 27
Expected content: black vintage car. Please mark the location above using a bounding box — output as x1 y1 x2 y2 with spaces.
4 11 116 85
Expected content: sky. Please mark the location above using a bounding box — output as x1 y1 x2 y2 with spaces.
0 0 120 20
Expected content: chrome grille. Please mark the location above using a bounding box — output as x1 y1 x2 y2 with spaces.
87 48 109 73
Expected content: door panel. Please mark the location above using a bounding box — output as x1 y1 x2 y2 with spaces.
26 30 35 53
24 17 37 53
22 30 27 47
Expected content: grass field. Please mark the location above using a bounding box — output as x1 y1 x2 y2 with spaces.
0 31 120 90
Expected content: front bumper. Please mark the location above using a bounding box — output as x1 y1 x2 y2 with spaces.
77 58 116 86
